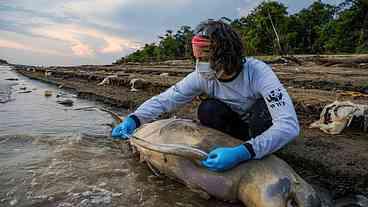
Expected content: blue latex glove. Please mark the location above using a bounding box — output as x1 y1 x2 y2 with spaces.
111 116 137 139
202 145 251 172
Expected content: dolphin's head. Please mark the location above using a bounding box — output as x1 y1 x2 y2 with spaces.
286 186 322 207
267 177 321 207
238 176 321 207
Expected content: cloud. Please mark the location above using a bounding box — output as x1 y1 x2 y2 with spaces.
279 0 344 14
30 24 141 57
0 0 344 65
0 39 67 56
100 37 128 54
71 43 93 57
235 0 344 17
31 25 94 57
0 0 247 64
237 0 263 17
0 39 26 50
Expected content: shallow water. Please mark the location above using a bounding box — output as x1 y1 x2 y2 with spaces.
0 66 241 207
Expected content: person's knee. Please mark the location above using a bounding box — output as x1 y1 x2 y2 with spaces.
197 99 250 140
197 99 231 127
248 99 273 137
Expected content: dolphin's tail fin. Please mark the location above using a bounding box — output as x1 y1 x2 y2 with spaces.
335 194 368 207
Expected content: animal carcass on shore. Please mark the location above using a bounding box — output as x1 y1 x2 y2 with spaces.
310 100 368 134
129 118 321 207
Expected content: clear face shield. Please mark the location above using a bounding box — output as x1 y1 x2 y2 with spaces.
192 35 224 80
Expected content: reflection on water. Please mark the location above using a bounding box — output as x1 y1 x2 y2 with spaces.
0 82 14 104
0 134 241 207
0 66 113 137
0 66 240 207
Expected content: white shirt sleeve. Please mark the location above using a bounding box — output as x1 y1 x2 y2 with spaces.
246 60 300 159
131 71 204 124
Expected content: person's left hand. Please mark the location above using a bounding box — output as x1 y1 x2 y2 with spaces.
111 116 137 140
202 145 251 172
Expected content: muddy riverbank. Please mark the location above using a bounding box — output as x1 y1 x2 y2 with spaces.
13 57 368 198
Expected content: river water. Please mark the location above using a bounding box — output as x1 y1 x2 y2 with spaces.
0 66 241 207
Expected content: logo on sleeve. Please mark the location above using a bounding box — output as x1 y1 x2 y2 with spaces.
266 88 285 108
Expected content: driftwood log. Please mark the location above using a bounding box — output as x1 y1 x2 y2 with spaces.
315 56 368 68
264 56 303 66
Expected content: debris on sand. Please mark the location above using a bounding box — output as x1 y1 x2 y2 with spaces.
310 100 368 134
57 99 74 106
5 78 19 81
159 73 169 77
129 78 146 92
97 75 117 86
56 92 63 98
56 91 77 98
44 90 53 97
9 198 18 206
18 90 32 94
337 91 368 98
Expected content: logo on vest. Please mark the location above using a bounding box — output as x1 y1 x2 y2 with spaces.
266 88 285 108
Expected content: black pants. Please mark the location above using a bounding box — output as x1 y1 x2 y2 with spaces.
197 99 272 141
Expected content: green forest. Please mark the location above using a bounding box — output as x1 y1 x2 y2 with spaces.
115 0 368 63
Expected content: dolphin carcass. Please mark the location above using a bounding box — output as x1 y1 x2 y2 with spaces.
111 116 321 207
310 101 368 135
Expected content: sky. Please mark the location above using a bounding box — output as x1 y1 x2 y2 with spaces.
0 0 343 66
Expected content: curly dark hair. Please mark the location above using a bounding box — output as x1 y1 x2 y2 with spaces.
194 20 244 75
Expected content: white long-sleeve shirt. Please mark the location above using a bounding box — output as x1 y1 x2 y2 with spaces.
131 57 300 159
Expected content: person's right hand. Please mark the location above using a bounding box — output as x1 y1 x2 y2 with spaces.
112 116 137 139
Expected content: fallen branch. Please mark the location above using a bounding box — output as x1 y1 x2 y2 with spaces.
315 56 368 67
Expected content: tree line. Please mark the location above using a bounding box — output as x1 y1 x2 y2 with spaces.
114 0 368 63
